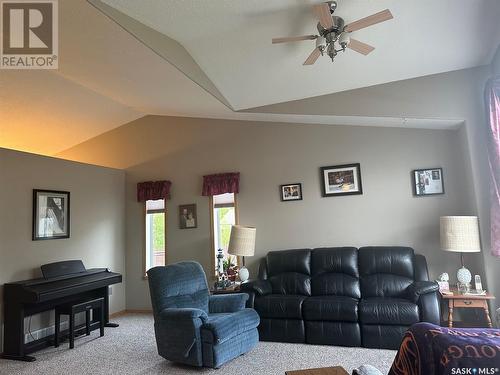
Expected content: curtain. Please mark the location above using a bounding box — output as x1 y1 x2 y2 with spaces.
202 172 240 196
485 77 500 257
137 180 172 202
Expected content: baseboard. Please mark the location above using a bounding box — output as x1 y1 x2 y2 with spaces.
110 309 152 318
109 310 127 318
124 309 153 314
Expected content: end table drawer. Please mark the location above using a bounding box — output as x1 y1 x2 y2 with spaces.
453 299 484 308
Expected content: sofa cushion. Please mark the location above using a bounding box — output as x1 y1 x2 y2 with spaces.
359 247 415 298
359 298 419 325
306 321 361 347
361 324 409 350
266 249 311 276
254 295 306 319
303 296 358 322
201 309 260 345
258 318 305 343
310 247 360 298
266 249 312 296
269 273 311 296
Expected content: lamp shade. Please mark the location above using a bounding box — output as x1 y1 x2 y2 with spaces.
228 225 256 257
440 216 481 253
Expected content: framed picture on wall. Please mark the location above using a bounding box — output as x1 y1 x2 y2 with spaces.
179 204 197 229
412 168 444 196
280 183 303 202
320 163 363 197
32 189 70 240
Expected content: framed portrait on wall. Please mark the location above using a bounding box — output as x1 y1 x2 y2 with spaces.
179 204 197 229
32 189 70 240
320 163 363 197
412 168 444 196
280 183 303 202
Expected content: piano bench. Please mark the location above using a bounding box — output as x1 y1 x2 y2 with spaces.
54 297 105 349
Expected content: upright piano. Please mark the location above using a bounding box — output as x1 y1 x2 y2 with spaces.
2 260 122 362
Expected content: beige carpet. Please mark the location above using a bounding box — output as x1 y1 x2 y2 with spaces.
0 313 397 375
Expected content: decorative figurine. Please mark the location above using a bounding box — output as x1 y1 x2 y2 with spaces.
214 249 232 290
217 248 224 275
439 273 449 282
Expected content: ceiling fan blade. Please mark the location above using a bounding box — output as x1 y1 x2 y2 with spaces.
347 38 375 55
303 47 321 65
312 3 334 29
272 35 318 44
344 9 393 32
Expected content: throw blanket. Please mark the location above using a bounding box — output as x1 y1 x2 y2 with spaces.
389 323 500 375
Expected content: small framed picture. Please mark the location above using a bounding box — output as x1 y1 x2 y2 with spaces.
33 189 70 240
179 204 197 229
412 168 444 196
280 183 303 202
320 163 363 197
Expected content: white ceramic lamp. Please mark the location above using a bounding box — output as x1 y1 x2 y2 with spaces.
440 216 481 288
228 225 256 283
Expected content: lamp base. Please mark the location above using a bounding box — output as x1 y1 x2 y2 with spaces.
457 266 472 285
238 266 249 282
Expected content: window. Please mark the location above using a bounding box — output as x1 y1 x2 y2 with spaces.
210 193 239 276
144 199 166 274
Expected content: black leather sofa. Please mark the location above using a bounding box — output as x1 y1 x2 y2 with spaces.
241 246 439 350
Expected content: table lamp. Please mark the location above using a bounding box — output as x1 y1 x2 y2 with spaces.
440 216 481 291
228 225 256 283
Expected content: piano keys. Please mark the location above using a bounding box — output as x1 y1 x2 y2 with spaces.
1 260 122 362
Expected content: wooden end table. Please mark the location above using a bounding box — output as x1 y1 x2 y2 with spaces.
210 283 241 295
285 366 349 375
440 290 495 328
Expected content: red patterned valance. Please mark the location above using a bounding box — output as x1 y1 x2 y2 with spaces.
137 180 172 202
202 172 240 196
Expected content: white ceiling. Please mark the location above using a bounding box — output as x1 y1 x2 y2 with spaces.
1 0 498 156
100 0 500 110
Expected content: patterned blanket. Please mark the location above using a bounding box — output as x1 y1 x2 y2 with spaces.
388 323 500 375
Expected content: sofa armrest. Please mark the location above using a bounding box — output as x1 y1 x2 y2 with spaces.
240 279 272 296
158 308 208 323
404 281 439 303
209 293 248 313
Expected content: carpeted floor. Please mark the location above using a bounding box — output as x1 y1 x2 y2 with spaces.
0 313 396 375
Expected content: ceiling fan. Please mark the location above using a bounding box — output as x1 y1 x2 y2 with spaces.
272 1 393 65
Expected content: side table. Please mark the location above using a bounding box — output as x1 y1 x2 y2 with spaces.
440 290 495 328
210 283 241 295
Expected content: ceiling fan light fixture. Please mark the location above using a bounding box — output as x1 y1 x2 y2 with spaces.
339 33 349 49
328 1 337 13
327 43 337 60
316 35 326 48
271 2 392 65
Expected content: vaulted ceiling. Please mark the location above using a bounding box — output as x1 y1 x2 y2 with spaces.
1 0 499 156
97 0 500 110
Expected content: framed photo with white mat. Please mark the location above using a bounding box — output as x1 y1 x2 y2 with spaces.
320 163 363 197
412 167 444 196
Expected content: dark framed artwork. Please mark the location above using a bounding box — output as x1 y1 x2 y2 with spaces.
32 189 70 240
412 168 444 196
280 183 303 202
179 204 197 229
320 163 363 197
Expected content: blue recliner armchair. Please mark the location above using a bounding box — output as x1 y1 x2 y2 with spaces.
147 261 260 368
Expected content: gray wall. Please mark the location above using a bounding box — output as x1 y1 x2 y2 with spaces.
54 64 497 317
0 148 126 352
249 65 497 310
122 115 479 310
